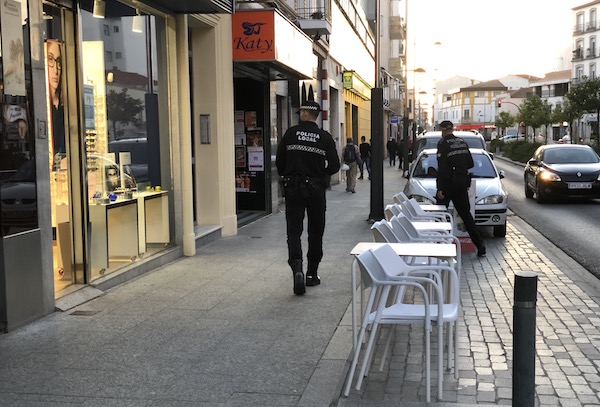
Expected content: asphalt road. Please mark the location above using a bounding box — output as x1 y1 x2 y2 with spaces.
495 157 600 280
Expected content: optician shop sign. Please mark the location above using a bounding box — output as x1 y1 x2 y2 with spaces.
232 10 315 79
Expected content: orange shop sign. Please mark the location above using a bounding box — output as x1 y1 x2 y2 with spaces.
232 11 275 61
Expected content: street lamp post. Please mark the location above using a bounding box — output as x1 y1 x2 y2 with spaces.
402 67 425 173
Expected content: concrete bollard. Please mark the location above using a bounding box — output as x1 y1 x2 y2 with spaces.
512 271 538 407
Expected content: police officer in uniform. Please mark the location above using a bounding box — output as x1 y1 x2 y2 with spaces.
435 120 486 257
276 101 340 295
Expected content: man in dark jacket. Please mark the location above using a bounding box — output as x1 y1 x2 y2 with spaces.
358 136 371 179
435 120 486 257
276 101 341 295
386 137 398 166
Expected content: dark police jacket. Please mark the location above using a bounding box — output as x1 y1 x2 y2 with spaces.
436 133 474 195
276 121 340 187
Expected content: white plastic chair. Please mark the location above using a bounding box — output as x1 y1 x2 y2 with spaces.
405 198 454 227
371 220 398 243
371 244 461 396
384 203 402 221
344 248 438 401
392 213 462 273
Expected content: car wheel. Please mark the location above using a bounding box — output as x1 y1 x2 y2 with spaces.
524 181 534 198
494 223 507 237
535 183 548 204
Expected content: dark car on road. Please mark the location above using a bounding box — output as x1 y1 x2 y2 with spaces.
524 144 600 203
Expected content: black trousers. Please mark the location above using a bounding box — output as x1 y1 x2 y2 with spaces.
285 184 326 267
440 187 483 248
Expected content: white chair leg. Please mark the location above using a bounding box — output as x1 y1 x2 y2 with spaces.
356 322 380 390
454 319 460 379
438 321 443 400
344 322 369 396
425 326 431 403
379 326 395 371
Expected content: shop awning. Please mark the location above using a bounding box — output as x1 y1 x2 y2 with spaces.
80 0 233 16
141 0 233 14
232 10 316 80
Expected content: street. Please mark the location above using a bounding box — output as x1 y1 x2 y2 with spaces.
495 158 600 280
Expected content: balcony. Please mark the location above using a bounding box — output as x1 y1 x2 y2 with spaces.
587 48 597 58
388 56 405 79
573 48 584 61
297 1 332 36
389 16 406 40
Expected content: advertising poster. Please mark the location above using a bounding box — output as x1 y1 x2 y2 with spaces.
235 145 246 168
46 39 66 161
1 0 26 96
84 85 95 130
3 104 28 141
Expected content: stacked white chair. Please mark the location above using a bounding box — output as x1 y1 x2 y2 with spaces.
344 244 461 401
372 244 460 399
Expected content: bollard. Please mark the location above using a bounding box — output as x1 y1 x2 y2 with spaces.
512 271 538 407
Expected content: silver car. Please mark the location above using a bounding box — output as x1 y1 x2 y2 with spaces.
403 148 508 237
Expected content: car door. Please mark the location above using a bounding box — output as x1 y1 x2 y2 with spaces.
525 148 542 189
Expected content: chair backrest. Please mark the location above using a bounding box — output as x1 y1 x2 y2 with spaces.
371 220 399 243
389 216 412 242
356 249 386 287
393 191 409 205
395 213 421 239
384 204 401 221
369 243 413 278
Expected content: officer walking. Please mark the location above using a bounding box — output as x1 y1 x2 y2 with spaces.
276 101 340 295
435 120 486 257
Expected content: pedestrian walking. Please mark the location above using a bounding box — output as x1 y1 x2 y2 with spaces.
435 120 486 257
276 101 340 295
397 138 405 170
386 137 397 166
342 137 360 193
358 135 371 179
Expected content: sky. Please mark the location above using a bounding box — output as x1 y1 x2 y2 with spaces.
408 0 581 97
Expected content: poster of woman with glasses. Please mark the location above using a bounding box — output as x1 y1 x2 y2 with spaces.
46 39 65 167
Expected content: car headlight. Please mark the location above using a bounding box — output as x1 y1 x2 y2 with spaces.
409 194 436 204
539 169 561 182
476 195 504 205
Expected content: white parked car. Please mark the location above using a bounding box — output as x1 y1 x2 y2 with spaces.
403 148 508 237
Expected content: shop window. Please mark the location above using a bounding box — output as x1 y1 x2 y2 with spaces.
103 24 110 36
80 10 169 280
0 0 38 236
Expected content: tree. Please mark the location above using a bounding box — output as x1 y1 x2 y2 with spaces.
565 77 600 146
516 95 551 142
495 112 516 136
551 101 579 143
106 88 144 139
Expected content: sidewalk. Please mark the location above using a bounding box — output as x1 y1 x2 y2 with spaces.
1 163 600 406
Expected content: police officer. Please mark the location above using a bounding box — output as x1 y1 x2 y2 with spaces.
435 120 486 257
276 101 340 295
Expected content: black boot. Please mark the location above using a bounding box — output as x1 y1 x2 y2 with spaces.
306 261 321 287
289 260 305 295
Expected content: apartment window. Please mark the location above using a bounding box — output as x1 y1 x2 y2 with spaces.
591 9 597 30
103 24 110 36
591 63 597 79
577 12 585 33
576 65 584 83
590 36 597 57
463 109 470 120
116 52 122 60
105 50 113 62
113 25 119 33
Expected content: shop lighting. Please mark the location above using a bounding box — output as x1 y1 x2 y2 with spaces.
132 11 143 33
93 0 105 18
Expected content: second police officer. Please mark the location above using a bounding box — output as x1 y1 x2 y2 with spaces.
435 120 486 257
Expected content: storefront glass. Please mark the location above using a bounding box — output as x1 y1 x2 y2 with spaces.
0 0 37 237
78 9 170 280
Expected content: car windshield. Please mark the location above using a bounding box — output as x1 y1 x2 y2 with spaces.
413 153 497 178
542 148 600 164
416 136 484 152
